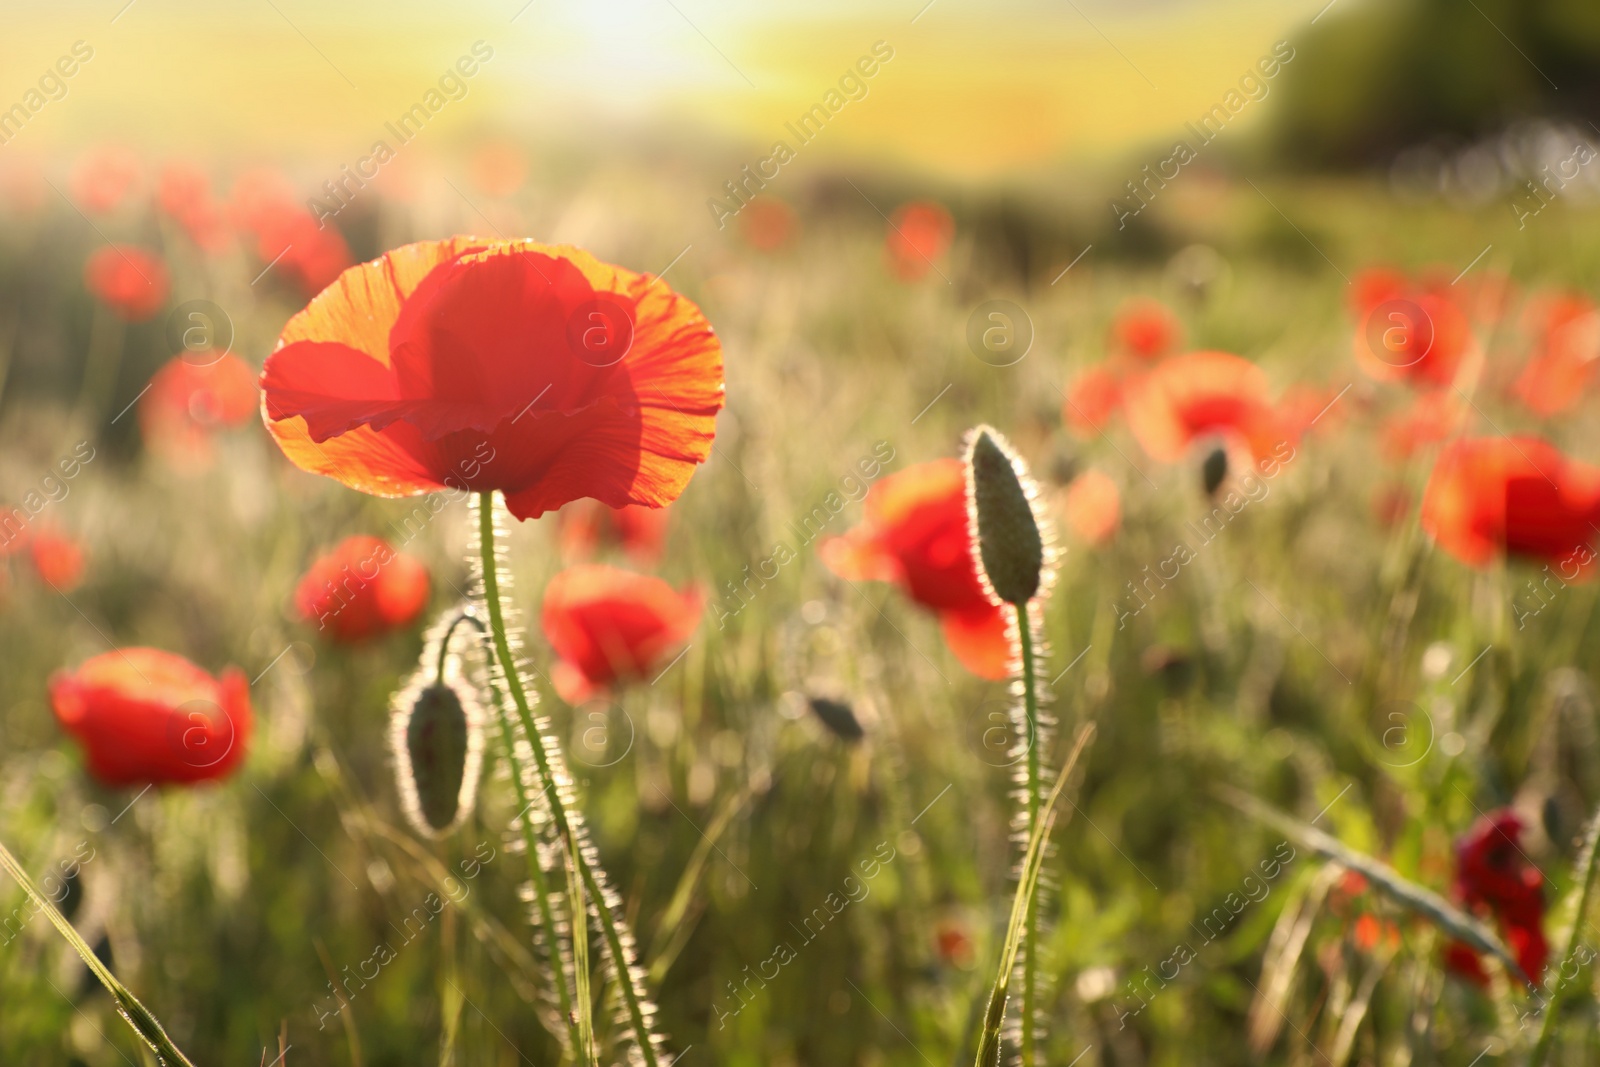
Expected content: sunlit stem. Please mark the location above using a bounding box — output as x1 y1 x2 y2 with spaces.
1015 601 1041 1067
1530 802 1600 1067
477 492 659 1067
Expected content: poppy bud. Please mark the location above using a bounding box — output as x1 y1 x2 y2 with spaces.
807 696 865 742
964 426 1044 605
390 618 485 838
1202 446 1228 497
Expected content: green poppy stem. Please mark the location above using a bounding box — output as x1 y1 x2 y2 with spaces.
1016 603 1041 1067
476 492 659 1067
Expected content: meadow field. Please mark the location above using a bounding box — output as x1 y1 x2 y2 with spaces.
2 140 1600 1067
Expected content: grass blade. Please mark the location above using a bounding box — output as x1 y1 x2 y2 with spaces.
972 722 1096 1067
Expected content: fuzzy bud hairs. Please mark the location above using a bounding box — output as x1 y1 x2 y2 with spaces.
964 425 1048 605
390 609 487 838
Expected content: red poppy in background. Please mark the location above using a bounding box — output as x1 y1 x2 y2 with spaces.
28 527 86 591
84 245 170 322
557 499 671 565
1514 293 1599 417
1442 809 1548 986
140 354 258 468
819 458 1009 679
1062 469 1121 545
157 161 229 253
469 140 528 198
294 536 431 643
1421 437 1600 577
71 145 141 214
1123 350 1285 463
541 563 701 703
1352 287 1472 389
1381 390 1462 461
50 648 251 785
254 208 353 297
1278 383 1346 439
260 237 725 521
885 200 953 281
1111 298 1180 360
1062 363 1123 438
1348 266 1408 318
739 197 798 252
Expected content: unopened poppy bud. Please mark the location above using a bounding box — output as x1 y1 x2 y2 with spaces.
807 696 865 742
391 614 485 838
964 426 1044 605
1202 446 1228 497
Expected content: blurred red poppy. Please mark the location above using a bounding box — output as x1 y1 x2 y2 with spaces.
1062 363 1123 438
541 563 701 702
1421 436 1600 577
157 161 229 253
557 499 671 565
294 536 431 643
84 245 170 322
739 197 798 252
819 458 1008 679
469 140 528 197
140 354 258 468
50 648 251 785
1278 383 1346 438
28 527 85 591
1123 350 1285 463
1442 809 1548 986
1062 469 1121 545
71 145 141 213
1348 266 1408 318
885 200 953 281
1514 293 1600 417
261 237 725 521
1380 390 1462 461
1352 288 1472 389
1111 298 1180 360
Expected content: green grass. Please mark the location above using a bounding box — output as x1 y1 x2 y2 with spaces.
3 159 1600 1065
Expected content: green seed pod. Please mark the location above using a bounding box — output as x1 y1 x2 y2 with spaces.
965 426 1045 605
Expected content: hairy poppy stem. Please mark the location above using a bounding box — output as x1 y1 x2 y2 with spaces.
1016 605 1041 1067
0 834 196 1067
476 492 661 1067
1530 802 1600 1066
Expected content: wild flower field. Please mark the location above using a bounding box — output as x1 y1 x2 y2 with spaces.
2 149 1600 1067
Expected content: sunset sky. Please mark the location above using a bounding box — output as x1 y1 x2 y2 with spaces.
7 0 1328 177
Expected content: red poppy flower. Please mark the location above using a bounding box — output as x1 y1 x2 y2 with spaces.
158 162 229 253
885 201 953 281
28 527 86 591
1443 809 1548 986
1062 364 1123 438
1348 266 1408 318
50 649 251 785
739 197 798 252
294 536 431 643
261 237 725 520
71 146 141 214
469 140 528 198
1421 437 1600 577
1278 383 1345 439
557 499 671 565
1123 351 1285 463
1514 294 1600 417
1352 289 1472 389
140 354 259 468
1111 298 1180 360
84 245 170 322
254 208 353 297
541 563 701 703
819 458 1009 679
1062 469 1120 545
1380 390 1463 461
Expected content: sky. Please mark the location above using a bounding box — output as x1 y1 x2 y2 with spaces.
4 0 1334 178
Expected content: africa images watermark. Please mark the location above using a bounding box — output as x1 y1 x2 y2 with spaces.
0 41 95 147
0 441 98 552
711 440 897 629
706 41 896 230
307 41 496 228
711 839 898 1029
1510 137 1598 229
1111 40 1296 230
